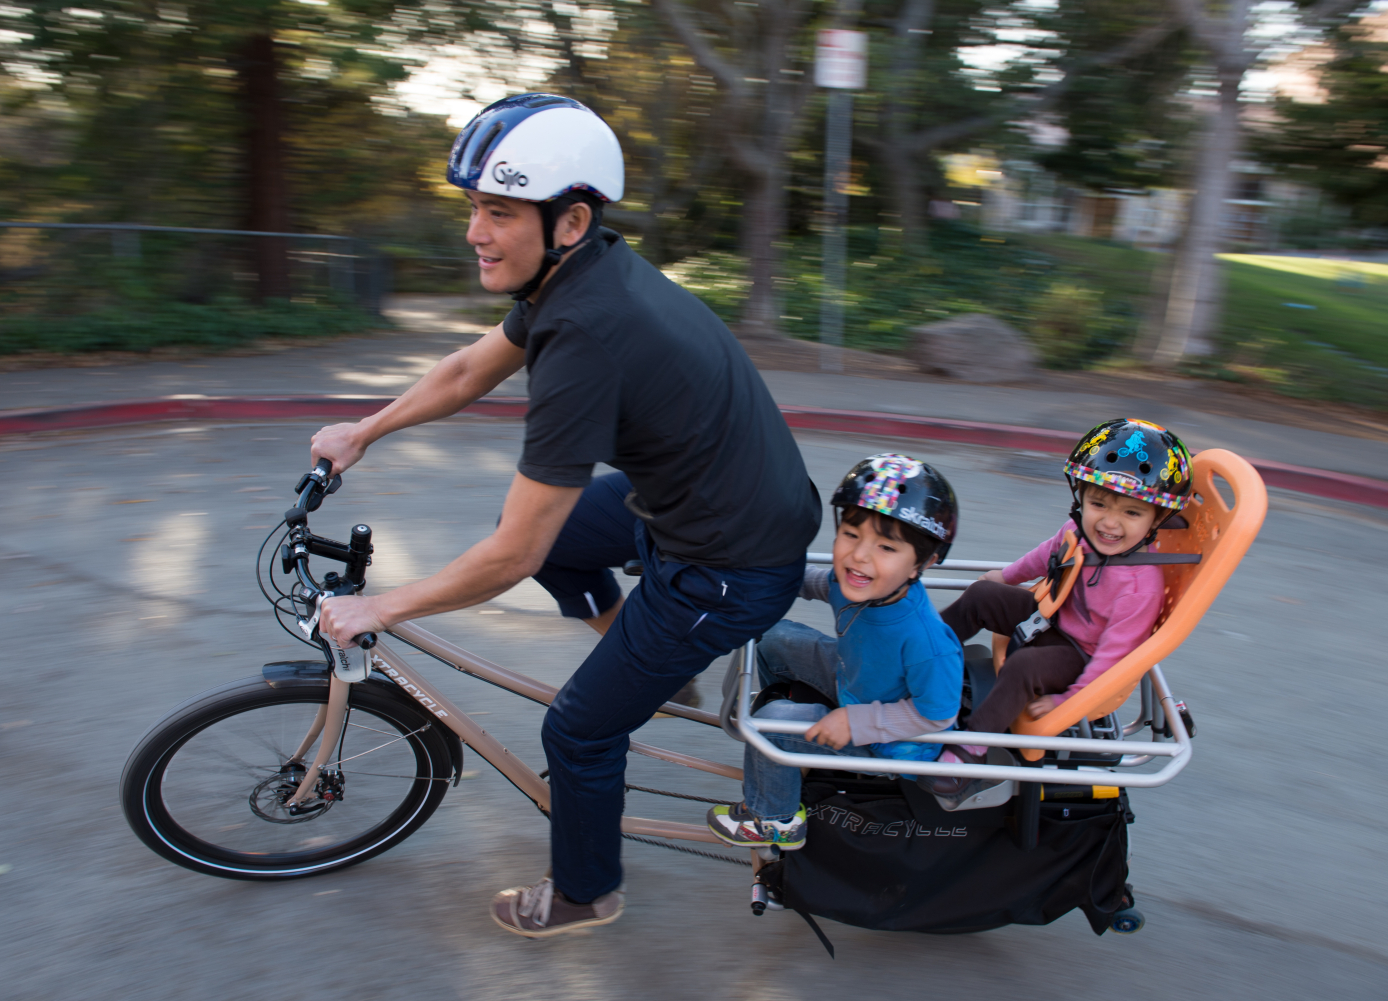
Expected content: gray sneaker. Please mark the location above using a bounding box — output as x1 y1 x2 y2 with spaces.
491 876 624 938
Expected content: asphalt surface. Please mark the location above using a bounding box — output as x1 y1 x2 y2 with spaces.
2 417 1384 1001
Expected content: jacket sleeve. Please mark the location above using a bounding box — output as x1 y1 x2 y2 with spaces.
1054 586 1162 703
800 565 832 603
844 699 957 745
1002 523 1069 586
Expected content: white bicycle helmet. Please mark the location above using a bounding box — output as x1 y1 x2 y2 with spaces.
447 94 625 299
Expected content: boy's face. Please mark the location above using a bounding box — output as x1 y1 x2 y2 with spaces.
1080 486 1159 555
833 515 933 603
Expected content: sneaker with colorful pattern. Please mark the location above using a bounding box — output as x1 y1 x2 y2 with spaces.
706 802 807 851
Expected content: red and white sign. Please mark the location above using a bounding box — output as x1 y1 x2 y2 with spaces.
815 29 867 89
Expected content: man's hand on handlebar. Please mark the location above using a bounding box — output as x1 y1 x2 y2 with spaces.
320 593 386 650
311 422 370 476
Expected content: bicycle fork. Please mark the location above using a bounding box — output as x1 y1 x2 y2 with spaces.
285 675 351 807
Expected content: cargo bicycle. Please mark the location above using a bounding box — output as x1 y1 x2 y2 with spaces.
121 449 1265 938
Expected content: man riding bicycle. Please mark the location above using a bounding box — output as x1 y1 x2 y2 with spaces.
313 94 821 937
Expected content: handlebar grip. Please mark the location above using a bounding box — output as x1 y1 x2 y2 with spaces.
355 632 377 650
314 457 333 478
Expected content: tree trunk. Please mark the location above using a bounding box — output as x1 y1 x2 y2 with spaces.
1154 0 1252 364
239 31 291 302
882 0 934 242
739 155 787 339
1153 61 1242 363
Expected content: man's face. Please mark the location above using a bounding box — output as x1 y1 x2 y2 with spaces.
466 192 545 295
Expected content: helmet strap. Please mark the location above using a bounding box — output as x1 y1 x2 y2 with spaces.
508 197 601 302
1069 483 1177 587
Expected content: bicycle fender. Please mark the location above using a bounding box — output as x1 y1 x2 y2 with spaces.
260 662 465 782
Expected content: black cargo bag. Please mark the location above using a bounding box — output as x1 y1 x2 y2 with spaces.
771 774 1131 936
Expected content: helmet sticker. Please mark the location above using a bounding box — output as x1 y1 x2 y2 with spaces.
1116 430 1148 462
1160 449 1183 483
895 506 949 538
860 454 923 514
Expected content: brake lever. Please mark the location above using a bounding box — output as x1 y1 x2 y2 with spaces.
299 594 374 682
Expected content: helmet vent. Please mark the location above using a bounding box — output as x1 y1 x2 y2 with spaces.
470 122 505 173
1139 462 1151 474
1106 451 1118 462
452 120 480 170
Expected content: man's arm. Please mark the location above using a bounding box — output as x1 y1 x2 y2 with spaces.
311 323 526 473
318 471 583 647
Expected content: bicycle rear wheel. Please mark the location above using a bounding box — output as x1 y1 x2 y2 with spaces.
121 674 455 880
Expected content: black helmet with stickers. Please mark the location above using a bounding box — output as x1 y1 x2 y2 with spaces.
830 453 958 561
1065 418 1192 511
1065 418 1193 554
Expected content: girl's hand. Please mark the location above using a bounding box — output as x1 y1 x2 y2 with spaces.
804 708 853 750
980 569 1006 584
1026 695 1061 720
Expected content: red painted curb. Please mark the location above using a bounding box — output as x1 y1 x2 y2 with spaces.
0 395 527 433
2 395 1385 510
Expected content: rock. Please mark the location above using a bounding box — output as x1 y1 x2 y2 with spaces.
907 313 1039 383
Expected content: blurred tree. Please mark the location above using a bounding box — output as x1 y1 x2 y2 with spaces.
1257 19 1388 227
651 0 855 339
1153 0 1365 365
536 2 738 265
860 0 1182 242
2 1 495 301
1034 4 1193 192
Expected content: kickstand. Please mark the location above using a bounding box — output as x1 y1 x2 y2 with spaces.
794 908 835 959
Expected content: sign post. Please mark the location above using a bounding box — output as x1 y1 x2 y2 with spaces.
815 29 866 373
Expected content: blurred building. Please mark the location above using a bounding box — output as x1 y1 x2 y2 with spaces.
970 158 1320 251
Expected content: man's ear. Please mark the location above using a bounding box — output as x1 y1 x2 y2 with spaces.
556 201 592 248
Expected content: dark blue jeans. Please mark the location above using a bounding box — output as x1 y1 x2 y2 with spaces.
535 473 805 903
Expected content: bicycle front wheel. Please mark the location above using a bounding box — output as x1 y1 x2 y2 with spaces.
121 674 455 880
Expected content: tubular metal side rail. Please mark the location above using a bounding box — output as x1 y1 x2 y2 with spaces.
735 557 1195 788
806 552 1008 590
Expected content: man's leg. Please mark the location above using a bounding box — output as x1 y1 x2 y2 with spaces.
528 471 698 704
530 471 638 624
539 536 804 907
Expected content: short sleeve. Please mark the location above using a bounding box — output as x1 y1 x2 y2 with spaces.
502 301 529 347
519 321 620 486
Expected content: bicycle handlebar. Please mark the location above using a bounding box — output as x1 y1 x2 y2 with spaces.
284 458 376 652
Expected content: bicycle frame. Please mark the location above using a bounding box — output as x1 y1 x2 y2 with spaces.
281 553 1192 852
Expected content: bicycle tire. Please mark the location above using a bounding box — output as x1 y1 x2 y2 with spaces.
121 672 455 880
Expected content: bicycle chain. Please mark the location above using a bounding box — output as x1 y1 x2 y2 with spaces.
620 833 751 867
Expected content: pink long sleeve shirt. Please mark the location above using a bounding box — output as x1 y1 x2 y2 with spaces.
1002 520 1164 704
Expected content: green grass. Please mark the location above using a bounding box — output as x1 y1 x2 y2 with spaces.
1218 254 1388 408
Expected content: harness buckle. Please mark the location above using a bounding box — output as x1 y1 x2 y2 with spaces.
1012 610 1051 646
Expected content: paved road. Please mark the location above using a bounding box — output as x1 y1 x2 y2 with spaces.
2 419 1384 1001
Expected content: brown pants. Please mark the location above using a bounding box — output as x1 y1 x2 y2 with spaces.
940 581 1087 736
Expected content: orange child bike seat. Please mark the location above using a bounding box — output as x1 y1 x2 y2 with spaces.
998 448 1267 759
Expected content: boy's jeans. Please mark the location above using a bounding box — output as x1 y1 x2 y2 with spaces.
744 620 873 822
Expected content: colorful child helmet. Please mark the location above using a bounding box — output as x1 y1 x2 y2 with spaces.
1065 418 1193 513
830 453 958 560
